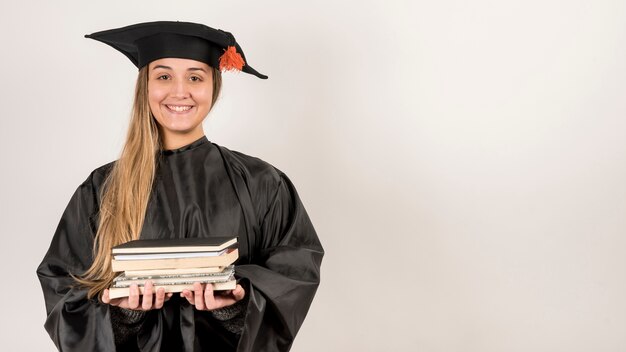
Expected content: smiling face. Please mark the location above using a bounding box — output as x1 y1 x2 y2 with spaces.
148 58 214 149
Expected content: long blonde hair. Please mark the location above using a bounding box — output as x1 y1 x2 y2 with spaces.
76 65 222 298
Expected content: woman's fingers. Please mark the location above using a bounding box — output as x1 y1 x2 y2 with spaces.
193 282 205 310
181 290 194 304
142 281 154 310
127 284 140 309
102 289 111 304
103 288 130 308
232 284 245 301
141 283 245 311
154 287 166 309
200 283 245 311
203 282 216 309
102 283 174 311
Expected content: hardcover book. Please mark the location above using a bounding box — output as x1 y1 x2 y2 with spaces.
112 236 238 254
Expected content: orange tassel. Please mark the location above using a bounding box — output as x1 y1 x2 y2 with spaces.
219 46 245 72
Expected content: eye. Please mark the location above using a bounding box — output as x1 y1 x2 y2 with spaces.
156 74 170 80
189 76 203 82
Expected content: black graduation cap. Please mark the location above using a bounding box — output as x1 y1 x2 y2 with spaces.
85 21 268 79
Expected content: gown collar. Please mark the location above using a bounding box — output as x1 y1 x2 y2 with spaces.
161 136 209 156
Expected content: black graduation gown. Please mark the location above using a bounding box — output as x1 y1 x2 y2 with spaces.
37 137 324 351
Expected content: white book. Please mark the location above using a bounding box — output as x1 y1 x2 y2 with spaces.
114 249 227 261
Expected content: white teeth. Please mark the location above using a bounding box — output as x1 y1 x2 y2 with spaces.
167 105 192 112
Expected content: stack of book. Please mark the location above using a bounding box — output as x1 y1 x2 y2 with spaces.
108 236 238 299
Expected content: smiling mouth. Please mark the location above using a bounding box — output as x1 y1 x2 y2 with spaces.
166 105 193 112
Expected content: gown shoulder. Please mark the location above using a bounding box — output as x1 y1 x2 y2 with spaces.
80 161 115 190
213 143 284 182
211 143 288 209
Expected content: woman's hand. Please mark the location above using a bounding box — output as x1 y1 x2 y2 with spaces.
180 282 245 311
102 281 173 310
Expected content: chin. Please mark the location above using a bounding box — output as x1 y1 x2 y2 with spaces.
159 119 201 131
163 126 200 135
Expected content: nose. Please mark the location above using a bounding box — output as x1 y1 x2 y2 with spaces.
170 79 190 99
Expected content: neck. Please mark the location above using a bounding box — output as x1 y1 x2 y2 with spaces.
161 128 205 150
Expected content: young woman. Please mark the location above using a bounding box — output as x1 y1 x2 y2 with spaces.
37 21 323 352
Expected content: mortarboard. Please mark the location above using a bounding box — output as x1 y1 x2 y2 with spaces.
85 21 267 79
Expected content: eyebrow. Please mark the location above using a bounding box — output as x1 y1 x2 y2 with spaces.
152 65 208 73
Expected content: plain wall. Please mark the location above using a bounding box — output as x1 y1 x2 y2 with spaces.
1 0 626 351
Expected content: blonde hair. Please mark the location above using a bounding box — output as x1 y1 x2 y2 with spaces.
76 65 222 298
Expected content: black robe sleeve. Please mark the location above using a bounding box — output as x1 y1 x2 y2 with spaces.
236 173 324 351
36 169 117 352
220 148 324 351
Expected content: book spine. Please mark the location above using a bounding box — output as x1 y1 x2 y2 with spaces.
123 266 224 276
112 276 233 288
117 266 234 281
111 249 238 272
112 238 237 254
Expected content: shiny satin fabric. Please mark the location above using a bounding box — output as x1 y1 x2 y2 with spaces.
37 137 324 351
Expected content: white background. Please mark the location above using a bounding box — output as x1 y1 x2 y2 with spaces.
1 0 626 351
